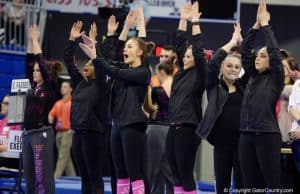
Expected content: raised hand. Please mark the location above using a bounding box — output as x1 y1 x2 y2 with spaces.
254 2 262 29
124 9 136 29
70 21 84 41
191 1 201 21
89 22 97 43
135 6 145 31
107 15 119 36
232 23 243 45
27 24 41 54
258 1 270 26
81 22 97 48
222 23 242 52
79 42 97 60
119 9 136 41
28 24 40 41
180 2 192 20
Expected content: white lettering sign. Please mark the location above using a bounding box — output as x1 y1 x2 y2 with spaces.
7 130 23 153
11 79 31 93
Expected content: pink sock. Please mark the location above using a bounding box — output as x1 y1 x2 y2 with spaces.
174 186 184 194
184 190 197 194
131 180 145 194
117 178 130 194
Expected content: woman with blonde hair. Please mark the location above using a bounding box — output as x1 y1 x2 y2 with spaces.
197 24 244 194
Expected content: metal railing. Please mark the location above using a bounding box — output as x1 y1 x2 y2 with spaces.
0 0 44 55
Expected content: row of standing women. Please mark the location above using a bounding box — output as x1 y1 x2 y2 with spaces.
22 1 287 194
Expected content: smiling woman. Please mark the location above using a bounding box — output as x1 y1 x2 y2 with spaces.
196 23 245 194
165 2 207 193
221 54 242 83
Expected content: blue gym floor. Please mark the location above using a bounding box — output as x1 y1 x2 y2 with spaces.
0 176 215 194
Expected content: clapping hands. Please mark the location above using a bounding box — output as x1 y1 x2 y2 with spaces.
81 22 98 49
79 23 97 60
69 20 97 60
123 7 145 30
28 24 40 42
180 1 202 21
254 1 270 29
230 23 243 46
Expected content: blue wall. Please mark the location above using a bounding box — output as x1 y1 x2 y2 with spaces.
0 53 26 101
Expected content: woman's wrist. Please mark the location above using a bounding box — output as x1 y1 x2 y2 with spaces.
191 18 200 23
31 38 39 44
180 18 188 22
107 31 115 36
260 22 269 27
229 39 238 46
123 24 131 31
253 22 260 29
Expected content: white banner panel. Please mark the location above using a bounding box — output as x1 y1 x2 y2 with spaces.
44 0 185 16
147 0 185 18
44 0 239 22
45 0 114 14
7 130 23 153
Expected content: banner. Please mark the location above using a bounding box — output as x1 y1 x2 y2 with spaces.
44 0 239 21
45 0 185 17
45 0 116 14
11 79 31 93
7 130 22 153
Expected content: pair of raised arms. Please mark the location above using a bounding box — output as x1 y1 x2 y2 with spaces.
68 6 146 60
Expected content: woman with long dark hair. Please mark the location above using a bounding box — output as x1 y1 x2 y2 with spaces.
22 25 56 194
165 2 207 193
239 2 284 191
277 51 299 144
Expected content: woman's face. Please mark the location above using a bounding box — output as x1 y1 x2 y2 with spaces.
221 56 242 82
255 47 270 72
282 59 291 77
183 48 195 70
83 62 95 79
1 96 9 116
33 63 44 84
123 39 143 65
